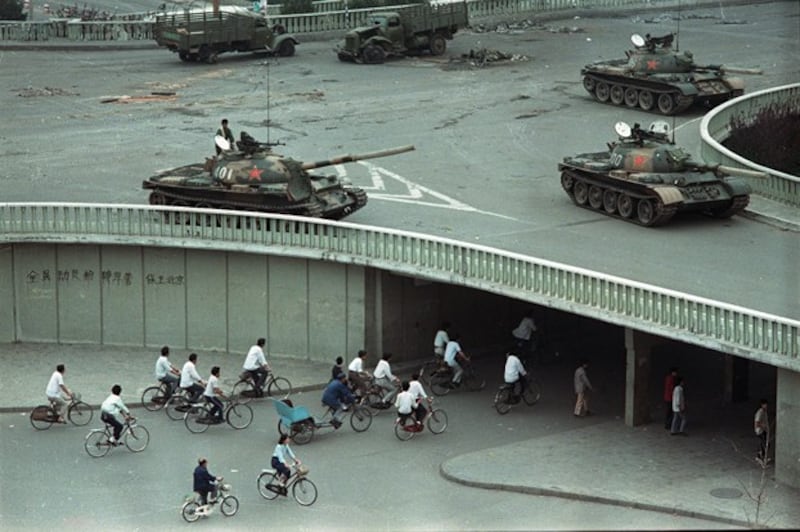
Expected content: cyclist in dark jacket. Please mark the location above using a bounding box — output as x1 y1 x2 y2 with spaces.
321 373 354 429
193 457 220 506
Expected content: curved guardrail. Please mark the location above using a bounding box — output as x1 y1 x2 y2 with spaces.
1 203 797 370
700 83 800 208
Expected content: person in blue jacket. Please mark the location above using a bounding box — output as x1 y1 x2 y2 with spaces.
321 372 355 429
193 457 221 507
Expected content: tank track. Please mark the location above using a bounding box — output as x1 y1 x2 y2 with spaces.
148 189 324 218
582 73 695 115
705 195 749 219
560 170 679 227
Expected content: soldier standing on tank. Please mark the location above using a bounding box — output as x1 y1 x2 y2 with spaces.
215 119 235 155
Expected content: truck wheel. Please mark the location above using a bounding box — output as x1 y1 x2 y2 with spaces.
277 40 295 57
430 35 446 56
272 24 286 35
178 51 190 62
198 45 211 63
363 44 385 64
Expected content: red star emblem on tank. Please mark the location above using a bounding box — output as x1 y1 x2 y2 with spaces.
646 59 659 70
633 155 649 169
248 166 263 181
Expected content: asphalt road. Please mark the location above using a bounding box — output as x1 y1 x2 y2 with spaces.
0 355 735 531
1 1 798 322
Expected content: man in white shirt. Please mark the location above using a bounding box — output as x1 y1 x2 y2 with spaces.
180 353 206 403
373 352 399 406
670 376 687 435
433 322 451 358
512 309 537 354
101 384 132 445
347 350 371 397
155 345 181 398
203 366 227 423
408 372 431 425
444 333 468 387
504 351 528 397
45 364 73 423
243 338 270 397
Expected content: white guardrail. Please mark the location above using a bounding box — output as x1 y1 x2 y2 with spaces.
1 203 798 370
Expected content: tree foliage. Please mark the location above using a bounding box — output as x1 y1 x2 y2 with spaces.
0 0 26 20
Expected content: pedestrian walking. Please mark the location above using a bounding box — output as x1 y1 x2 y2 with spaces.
663 367 678 430
754 399 770 464
511 309 538 354
573 359 593 417
670 376 688 435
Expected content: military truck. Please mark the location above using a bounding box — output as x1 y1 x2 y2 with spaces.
154 4 298 64
336 1 468 64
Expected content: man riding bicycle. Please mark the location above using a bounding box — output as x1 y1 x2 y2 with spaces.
155 346 181 398
204 366 227 423
180 353 206 403
347 350 371 398
408 372 431 425
444 333 470 388
321 373 355 429
45 364 74 424
100 384 133 445
373 352 400 407
193 457 221 507
243 338 270 397
504 351 528 398
272 434 301 488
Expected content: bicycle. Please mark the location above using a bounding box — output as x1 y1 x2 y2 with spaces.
181 479 239 522
30 393 93 430
84 417 150 458
274 398 372 445
184 397 253 433
394 402 448 441
360 378 401 415
493 375 541 415
140 380 176 412
419 356 446 386
257 464 318 506
231 369 292 404
165 388 203 421
429 363 486 396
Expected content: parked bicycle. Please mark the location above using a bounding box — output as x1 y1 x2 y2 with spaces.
84 417 149 457
185 397 253 433
257 464 317 506
30 392 93 430
429 364 486 396
394 402 448 441
273 398 372 445
181 480 239 522
141 381 175 412
231 370 292 404
493 375 541 415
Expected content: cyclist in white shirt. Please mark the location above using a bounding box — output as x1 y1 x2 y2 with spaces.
243 338 270 397
180 353 206 403
373 352 400 406
101 384 132 445
45 364 73 423
407 373 431 425
504 351 528 397
433 322 451 358
347 350 371 397
203 366 227 423
155 345 181 398
394 381 416 425
444 333 469 387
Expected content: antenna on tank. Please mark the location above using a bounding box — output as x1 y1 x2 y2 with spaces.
675 0 681 51
266 61 271 146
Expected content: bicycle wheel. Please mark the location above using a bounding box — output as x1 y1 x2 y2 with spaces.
394 416 416 441
292 477 318 506
84 430 111 458
429 374 452 396
494 388 512 415
267 377 292 398
523 379 542 406
165 395 189 421
231 379 254 405
30 405 55 430
220 495 239 516
420 360 440 385
185 405 210 434
181 500 201 523
464 371 486 392
257 471 280 500
427 408 448 434
349 405 373 432
68 401 93 426
125 424 150 452
141 385 166 412
277 418 291 436
292 421 314 445
226 403 253 430
363 391 385 414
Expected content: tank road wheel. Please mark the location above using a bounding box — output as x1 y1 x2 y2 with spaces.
609 85 625 105
624 87 639 108
582 76 595 93
618 194 635 218
588 185 604 209
429 34 447 56
638 90 655 111
363 44 386 64
594 82 610 103
637 199 656 226
277 39 295 57
560 172 574 193
602 190 618 214
573 181 589 205
657 93 677 115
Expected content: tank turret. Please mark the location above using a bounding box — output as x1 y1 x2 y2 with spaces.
558 121 765 227
581 33 762 115
143 132 415 219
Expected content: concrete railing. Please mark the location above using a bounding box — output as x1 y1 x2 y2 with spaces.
1 203 797 371
700 83 800 208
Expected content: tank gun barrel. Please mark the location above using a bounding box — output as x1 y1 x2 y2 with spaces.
686 161 770 179
696 64 763 75
300 145 415 170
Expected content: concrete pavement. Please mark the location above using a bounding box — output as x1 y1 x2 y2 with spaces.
3 342 798 529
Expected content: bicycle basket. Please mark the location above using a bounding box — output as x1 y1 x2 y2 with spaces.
220 483 231 492
296 464 310 476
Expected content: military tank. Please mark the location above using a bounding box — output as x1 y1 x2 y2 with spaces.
143 133 415 220
581 33 762 115
558 121 768 227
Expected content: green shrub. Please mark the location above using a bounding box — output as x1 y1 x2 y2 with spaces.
281 0 315 14
0 0 26 20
